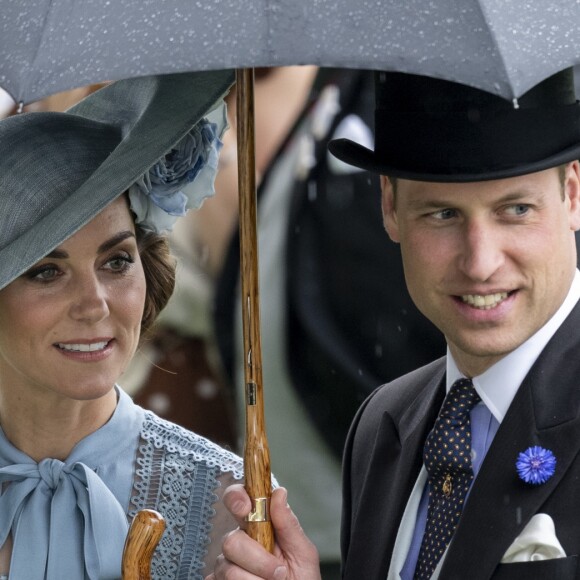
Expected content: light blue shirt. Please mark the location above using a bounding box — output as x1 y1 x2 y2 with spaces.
0 388 140 579
399 270 580 579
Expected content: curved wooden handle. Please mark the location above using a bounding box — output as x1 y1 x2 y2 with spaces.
122 509 166 580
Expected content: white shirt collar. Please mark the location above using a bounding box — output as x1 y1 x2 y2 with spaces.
447 269 580 423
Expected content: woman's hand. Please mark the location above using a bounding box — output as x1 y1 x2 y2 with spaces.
206 485 322 580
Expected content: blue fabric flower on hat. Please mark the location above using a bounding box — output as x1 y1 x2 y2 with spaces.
516 446 556 485
129 101 227 233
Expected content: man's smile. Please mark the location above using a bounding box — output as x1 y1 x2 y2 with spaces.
459 291 510 310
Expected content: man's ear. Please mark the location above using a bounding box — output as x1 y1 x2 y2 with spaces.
565 161 580 231
380 175 400 242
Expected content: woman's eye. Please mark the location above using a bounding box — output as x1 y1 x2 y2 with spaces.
105 254 134 272
26 265 60 281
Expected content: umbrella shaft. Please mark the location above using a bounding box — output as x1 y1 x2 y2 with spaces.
236 68 274 552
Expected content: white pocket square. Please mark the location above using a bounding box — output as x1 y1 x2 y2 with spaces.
501 513 566 563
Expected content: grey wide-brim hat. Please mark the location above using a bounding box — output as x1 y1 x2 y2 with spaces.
0 69 234 290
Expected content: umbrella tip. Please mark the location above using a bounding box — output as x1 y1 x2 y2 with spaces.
16 101 23 114
512 98 520 110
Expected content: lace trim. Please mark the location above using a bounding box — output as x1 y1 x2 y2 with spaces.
129 412 244 579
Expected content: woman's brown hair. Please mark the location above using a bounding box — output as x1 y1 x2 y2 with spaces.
136 226 176 337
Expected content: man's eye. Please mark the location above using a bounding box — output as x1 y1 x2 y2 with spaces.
431 208 456 220
506 204 530 216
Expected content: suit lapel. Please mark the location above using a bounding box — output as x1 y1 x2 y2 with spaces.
440 301 580 579
343 362 445 579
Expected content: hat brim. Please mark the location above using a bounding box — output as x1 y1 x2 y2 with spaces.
328 138 580 182
0 70 234 290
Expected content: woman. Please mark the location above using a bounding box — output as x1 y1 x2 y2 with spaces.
0 70 243 579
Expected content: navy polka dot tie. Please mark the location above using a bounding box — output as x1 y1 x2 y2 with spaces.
413 378 481 580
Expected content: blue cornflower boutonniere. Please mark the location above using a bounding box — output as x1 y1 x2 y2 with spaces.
516 446 556 485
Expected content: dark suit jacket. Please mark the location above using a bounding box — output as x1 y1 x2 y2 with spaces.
342 300 580 579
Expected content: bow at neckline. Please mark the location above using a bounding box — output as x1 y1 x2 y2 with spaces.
0 388 140 580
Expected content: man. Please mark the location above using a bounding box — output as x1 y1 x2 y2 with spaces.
208 68 580 580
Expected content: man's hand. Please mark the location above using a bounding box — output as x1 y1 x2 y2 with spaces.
206 485 322 580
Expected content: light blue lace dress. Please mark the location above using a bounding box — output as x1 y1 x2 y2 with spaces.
0 387 244 579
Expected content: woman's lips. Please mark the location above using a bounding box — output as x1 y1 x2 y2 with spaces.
54 339 114 360
56 340 110 352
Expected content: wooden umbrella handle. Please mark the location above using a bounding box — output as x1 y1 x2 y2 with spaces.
121 509 166 580
236 67 275 553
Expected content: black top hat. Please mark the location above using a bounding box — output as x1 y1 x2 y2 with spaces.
328 68 580 182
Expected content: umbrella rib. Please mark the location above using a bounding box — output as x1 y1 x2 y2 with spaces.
473 0 515 100
264 0 276 62
18 0 58 104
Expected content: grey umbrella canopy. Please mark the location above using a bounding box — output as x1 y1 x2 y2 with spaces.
1 0 580 104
